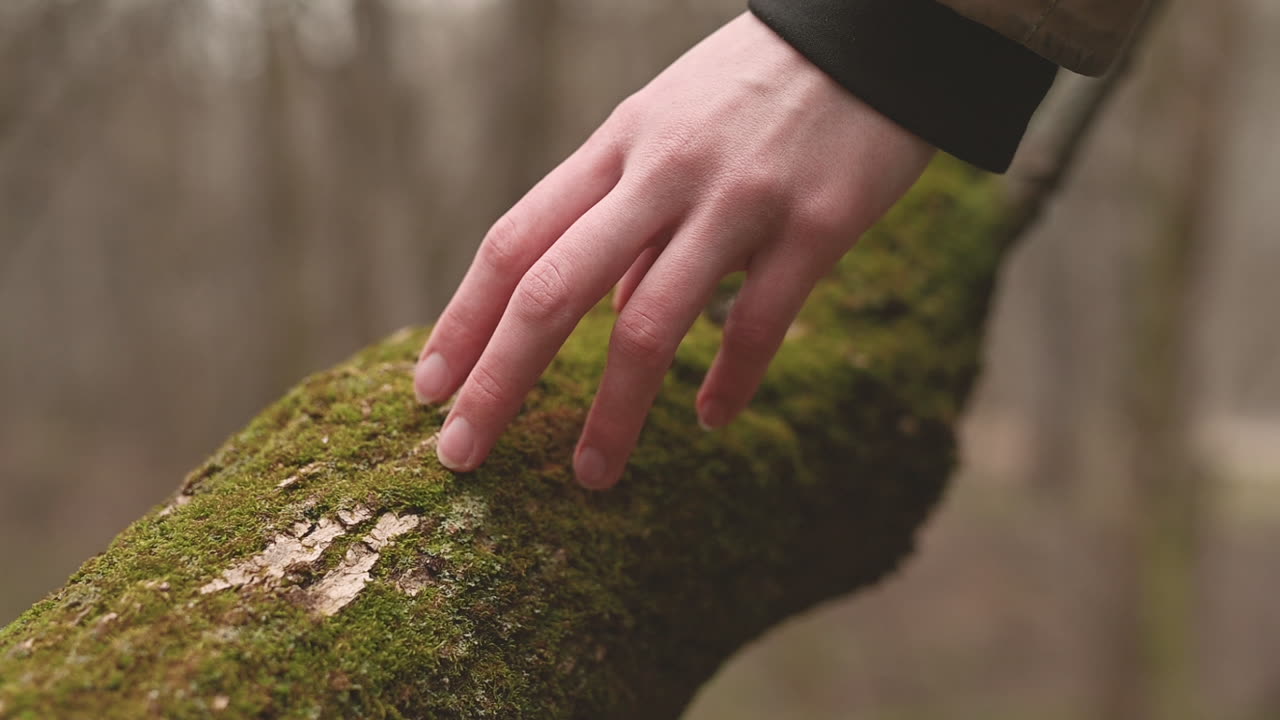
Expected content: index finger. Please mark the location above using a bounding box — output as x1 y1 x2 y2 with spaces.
434 181 671 472
414 135 622 404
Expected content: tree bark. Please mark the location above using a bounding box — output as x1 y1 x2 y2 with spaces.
0 159 1007 719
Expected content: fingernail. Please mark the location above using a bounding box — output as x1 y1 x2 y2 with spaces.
437 416 475 471
414 353 449 404
698 399 728 430
575 447 609 489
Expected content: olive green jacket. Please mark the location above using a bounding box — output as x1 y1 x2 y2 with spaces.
941 0 1149 75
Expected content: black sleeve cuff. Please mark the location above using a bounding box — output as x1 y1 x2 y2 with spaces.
748 0 1057 173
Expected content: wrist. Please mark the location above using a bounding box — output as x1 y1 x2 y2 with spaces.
748 0 1057 173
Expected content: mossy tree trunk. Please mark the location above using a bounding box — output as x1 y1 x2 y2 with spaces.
0 160 1008 719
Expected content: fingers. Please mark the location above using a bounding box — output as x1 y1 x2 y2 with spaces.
611 245 660 312
436 181 670 472
414 135 622 404
695 251 819 430
574 221 745 489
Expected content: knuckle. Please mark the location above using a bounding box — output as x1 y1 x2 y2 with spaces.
466 363 506 407
597 95 645 155
642 124 706 177
479 214 524 276
608 92 643 127
658 137 704 176
436 305 484 347
791 210 840 242
586 120 629 164
793 195 860 241
594 132 628 168
732 169 783 206
724 317 778 358
612 307 672 366
514 259 574 323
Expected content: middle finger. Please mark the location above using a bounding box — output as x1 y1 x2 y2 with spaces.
573 214 754 489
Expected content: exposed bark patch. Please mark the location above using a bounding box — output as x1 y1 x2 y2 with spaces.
336 504 374 527
365 512 420 550
395 554 445 597
93 613 119 637
395 569 432 597
305 545 380 617
6 639 34 660
197 510 422 612
277 460 327 490
305 513 422 616
157 493 192 518
199 518 345 595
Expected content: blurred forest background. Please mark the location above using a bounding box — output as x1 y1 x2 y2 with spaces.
1 0 1277 718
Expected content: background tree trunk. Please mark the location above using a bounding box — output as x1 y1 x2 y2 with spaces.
1102 1 1240 717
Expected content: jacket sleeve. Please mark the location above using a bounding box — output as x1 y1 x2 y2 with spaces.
748 0 1060 173
938 0 1150 76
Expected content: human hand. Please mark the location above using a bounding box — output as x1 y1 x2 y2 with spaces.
413 11 935 489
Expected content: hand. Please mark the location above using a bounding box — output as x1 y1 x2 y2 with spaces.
413 12 935 489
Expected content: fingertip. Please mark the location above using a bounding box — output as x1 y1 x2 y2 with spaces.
414 352 451 405
413 383 432 406
697 396 731 431
574 446 615 490
437 415 477 472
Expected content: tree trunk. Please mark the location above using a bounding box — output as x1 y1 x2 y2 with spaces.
1103 1 1238 716
0 159 1006 719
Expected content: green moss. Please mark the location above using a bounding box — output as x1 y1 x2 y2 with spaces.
0 158 1005 719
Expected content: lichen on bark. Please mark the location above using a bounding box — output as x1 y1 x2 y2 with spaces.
0 158 1006 719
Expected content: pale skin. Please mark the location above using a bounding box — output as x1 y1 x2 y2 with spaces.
413 12 936 489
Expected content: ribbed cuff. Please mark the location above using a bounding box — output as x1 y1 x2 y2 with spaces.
748 0 1057 173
